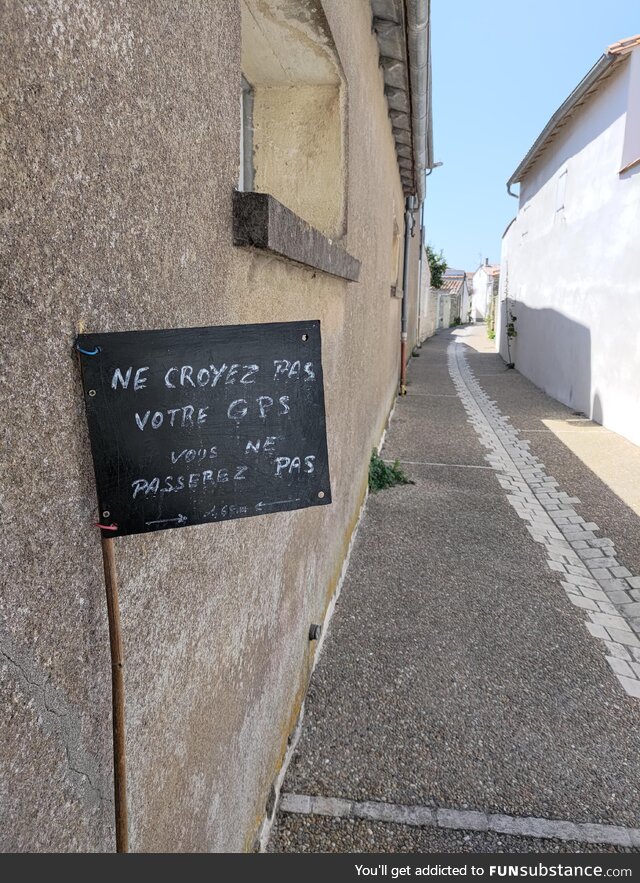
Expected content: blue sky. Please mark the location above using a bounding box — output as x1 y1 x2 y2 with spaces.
425 0 639 272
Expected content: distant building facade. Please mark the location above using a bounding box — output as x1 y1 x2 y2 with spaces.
423 268 472 335
472 261 500 322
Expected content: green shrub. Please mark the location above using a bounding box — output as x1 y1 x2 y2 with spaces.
368 450 413 493
426 245 447 289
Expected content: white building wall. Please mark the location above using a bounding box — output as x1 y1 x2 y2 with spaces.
418 245 435 341
442 293 452 327
499 50 640 446
472 267 491 320
425 287 438 338
435 290 452 329
460 278 470 323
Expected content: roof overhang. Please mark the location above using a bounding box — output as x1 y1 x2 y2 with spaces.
371 0 434 202
507 35 640 192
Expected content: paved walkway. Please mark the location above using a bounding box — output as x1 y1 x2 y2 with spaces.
268 326 640 853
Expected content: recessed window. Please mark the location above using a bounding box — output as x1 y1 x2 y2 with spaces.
240 0 346 238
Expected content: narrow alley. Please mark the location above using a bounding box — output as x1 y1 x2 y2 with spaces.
4 4 640 858
268 325 640 854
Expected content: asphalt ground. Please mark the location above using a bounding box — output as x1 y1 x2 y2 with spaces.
269 814 631 853
269 327 640 853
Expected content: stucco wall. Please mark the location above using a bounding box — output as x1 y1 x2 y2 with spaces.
406 229 421 351
461 279 471 323
499 53 640 447
417 244 433 342
252 84 345 236
472 268 491 320
424 287 438 339
434 290 452 329
1 0 410 852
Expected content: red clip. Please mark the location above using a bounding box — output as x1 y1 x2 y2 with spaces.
95 523 118 531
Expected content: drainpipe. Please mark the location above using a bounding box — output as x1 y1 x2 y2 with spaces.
400 195 416 395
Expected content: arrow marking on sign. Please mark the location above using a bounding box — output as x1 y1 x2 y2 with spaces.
145 514 188 527
255 499 301 513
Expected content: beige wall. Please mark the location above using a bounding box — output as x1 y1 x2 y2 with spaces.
1 0 416 851
252 84 345 235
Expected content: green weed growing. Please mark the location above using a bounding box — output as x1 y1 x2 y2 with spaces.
368 450 414 493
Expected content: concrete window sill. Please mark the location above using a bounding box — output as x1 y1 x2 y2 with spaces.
233 191 360 282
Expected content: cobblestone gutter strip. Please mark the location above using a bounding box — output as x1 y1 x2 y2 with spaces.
448 341 640 698
280 794 640 848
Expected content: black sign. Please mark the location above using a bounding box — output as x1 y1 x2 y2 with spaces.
76 321 331 537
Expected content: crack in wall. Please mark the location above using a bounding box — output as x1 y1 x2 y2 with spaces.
0 627 105 808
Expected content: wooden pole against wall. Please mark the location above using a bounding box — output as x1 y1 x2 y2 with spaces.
100 535 129 853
